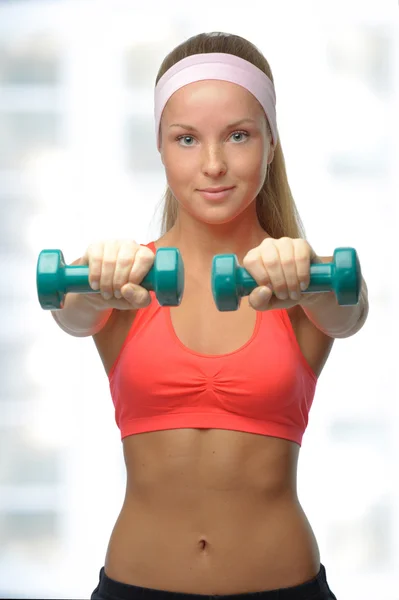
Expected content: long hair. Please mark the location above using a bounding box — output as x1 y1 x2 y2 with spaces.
154 32 306 239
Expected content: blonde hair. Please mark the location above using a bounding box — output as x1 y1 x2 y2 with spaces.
155 32 306 239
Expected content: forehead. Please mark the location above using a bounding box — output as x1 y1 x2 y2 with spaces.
162 80 264 121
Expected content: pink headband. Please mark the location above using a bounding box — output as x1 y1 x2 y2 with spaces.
154 52 278 151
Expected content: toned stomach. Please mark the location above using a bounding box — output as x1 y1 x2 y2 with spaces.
103 428 320 594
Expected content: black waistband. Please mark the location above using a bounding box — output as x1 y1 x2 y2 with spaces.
94 563 333 600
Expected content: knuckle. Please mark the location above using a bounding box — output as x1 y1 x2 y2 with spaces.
281 257 295 268
274 281 287 293
244 247 259 259
87 243 102 261
261 236 276 246
296 262 309 279
105 254 116 268
118 239 138 254
102 258 116 270
100 265 115 287
294 239 309 256
137 245 155 264
114 271 131 291
102 242 118 260
89 257 102 273
100 274 113 288
263 255 279 269
117 255 134 269
295 249 309 262
122 284 149 307
86 242 104 288
129 246 155 280
113 275 125 291
89 260 103 283
242 253 256 270
279 236 291 245
296 254 309 268
100 271 112 288
137 290 151 307
87 241 103 256
116 242 139 280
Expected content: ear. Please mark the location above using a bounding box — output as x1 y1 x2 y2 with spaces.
267 144 275 165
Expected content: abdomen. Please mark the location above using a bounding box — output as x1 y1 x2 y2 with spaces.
104 429 320 594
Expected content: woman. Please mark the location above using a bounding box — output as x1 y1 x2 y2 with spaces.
53 32 369 600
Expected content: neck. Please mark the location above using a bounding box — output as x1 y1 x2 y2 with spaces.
159 205 269 269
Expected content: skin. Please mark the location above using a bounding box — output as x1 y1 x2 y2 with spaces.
158 79 276 266
93 80 336 594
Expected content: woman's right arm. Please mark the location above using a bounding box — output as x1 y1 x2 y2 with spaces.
50 241 155 338
51 291 113 338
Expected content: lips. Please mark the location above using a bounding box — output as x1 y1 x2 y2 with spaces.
197 187 235 201
199 186 234 192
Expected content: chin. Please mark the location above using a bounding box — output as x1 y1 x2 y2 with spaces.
193 208 249 226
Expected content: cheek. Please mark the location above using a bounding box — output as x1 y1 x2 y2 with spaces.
235 148 267 188
163 147 195 183
162 154 194 203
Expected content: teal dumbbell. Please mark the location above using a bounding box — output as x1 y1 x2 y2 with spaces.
211 247 361 312
37 247 184 310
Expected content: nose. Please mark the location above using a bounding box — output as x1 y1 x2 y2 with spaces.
201 145 227 178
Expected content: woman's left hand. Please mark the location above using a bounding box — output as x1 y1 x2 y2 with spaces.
242 237 322 311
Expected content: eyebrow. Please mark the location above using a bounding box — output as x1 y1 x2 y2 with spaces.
168 118 257 132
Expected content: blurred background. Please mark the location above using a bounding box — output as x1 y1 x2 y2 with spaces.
0 0 398 597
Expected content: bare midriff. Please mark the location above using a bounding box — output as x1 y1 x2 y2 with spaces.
103 428 320 594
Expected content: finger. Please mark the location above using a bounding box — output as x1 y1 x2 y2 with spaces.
120 282 151 308
242 247 272 288
85 242 104 291
113 241 139 299
293 239 312 292
248 285 273 311
277 239 300 301
128 245 156 286
260 239 288 300
100 241 119 300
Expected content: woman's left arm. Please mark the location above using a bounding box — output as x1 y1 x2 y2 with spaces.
243 239 369 341
299 256 369 339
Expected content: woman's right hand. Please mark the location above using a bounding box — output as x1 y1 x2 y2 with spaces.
74 240 155 310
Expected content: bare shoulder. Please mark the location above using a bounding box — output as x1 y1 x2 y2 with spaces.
93 308 138 376
287 305 335 378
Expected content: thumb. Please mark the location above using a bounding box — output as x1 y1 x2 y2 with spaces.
121 283 150 307
248 285 273 311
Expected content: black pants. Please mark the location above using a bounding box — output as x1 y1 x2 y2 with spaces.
90 564 337 600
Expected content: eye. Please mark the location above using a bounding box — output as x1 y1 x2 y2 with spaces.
176 135 196 147
230 131 249 143
176 131 250 147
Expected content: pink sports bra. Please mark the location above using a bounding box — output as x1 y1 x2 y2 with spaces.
108 242 317 446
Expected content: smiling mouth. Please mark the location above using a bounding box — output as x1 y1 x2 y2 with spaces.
199 187 234 193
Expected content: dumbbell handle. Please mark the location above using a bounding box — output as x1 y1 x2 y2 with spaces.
39 254 155 295
236 262 334 297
